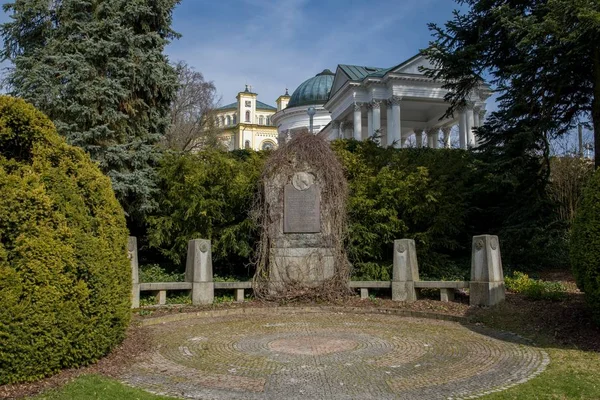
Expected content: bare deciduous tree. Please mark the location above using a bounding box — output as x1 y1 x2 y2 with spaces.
162 61 222 152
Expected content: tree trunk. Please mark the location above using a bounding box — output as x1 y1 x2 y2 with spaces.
593 46 600 169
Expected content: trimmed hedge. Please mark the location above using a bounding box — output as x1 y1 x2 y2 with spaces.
570 167 600 325
0 97 130 384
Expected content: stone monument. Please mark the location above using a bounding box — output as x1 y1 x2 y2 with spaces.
254 132 348 296
267 170 335 287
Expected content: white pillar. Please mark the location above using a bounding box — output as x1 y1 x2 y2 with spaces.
478 109 487 146
390 97 402 148
458 109 467 149
473 108 481 147
473 107 481 128
332 121 340 139
466 106 475 147
353 104 362 141
442 126 452 148
386 102 393 147
367 104 373 138
427 128 439 149
415 129 423 148
372 101 381 141
426 128 437 148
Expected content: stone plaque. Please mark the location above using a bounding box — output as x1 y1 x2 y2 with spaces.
284 184 320 233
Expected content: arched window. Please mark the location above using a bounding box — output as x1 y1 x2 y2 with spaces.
245 111 251 122
266 117 270 126
259 116 264 125
232 114 237 125
226 115 231 126
220 116 225 126
261 140 275 151
244 140 251 149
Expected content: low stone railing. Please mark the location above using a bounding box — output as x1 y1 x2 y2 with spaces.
129 235 505 308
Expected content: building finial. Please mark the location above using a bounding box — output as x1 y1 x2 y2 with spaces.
245 84 249 92
285 88 289 96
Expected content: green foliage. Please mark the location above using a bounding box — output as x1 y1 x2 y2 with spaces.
31 374 178 400
570 167 600 324
139 264 184 283
504 272 567 301
0 0 181 223
146 140 569 282
147 149 266 277
0 97 130 384
332 140 475 279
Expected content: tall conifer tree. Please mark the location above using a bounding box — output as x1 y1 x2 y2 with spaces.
1 0 180 225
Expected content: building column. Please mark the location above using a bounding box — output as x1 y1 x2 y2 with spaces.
414 129 423 148
477 109 487 146
332 121 340 139
367 104 373 138
441 126 452 148
372 101 381 141
388 96 402 148
466 105 475 147
353 103 362 141
387 102 393 146
427 128 439 149
458 108 467 149
473 107 481 147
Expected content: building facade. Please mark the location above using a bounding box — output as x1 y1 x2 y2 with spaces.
217 54 490 151
215 85 279 151
271 54 490 149
321 54 490 148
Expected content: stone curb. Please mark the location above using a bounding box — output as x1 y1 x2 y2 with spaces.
138 306 469 327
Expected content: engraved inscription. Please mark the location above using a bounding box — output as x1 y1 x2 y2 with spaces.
284 184 320 233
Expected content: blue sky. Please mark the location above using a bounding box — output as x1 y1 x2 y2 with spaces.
166 0 464 106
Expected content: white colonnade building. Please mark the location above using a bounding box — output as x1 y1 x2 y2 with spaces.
274 54 491 149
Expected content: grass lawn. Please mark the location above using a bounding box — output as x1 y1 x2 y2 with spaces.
15 279 600 400
30 375 176 400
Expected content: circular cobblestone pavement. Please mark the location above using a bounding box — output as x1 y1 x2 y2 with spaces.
122 309 549 400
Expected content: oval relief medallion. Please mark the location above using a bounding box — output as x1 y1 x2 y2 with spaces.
292 172 316 191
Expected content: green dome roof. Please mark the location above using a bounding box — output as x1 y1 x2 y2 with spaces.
287 69 334 108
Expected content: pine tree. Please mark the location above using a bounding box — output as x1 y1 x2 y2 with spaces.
422 0 600 167
1 0 180 225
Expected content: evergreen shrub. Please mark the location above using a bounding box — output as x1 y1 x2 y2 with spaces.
332 140 476 280
570 167 600 324
0 97 130 384
147 149 266 277
146 139 566 282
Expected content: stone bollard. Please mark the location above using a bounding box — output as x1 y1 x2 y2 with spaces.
128 236 140 309
392 239 419 302
470 235 505 306
186 239 214 305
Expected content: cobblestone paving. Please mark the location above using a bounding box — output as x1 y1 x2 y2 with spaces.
122 310 549 400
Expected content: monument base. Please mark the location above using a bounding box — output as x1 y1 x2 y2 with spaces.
469 281 505 306
391 281 417 302
269 247 335 291
191 282 214 305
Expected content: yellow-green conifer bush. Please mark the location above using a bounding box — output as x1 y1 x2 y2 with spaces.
0 97 130 384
